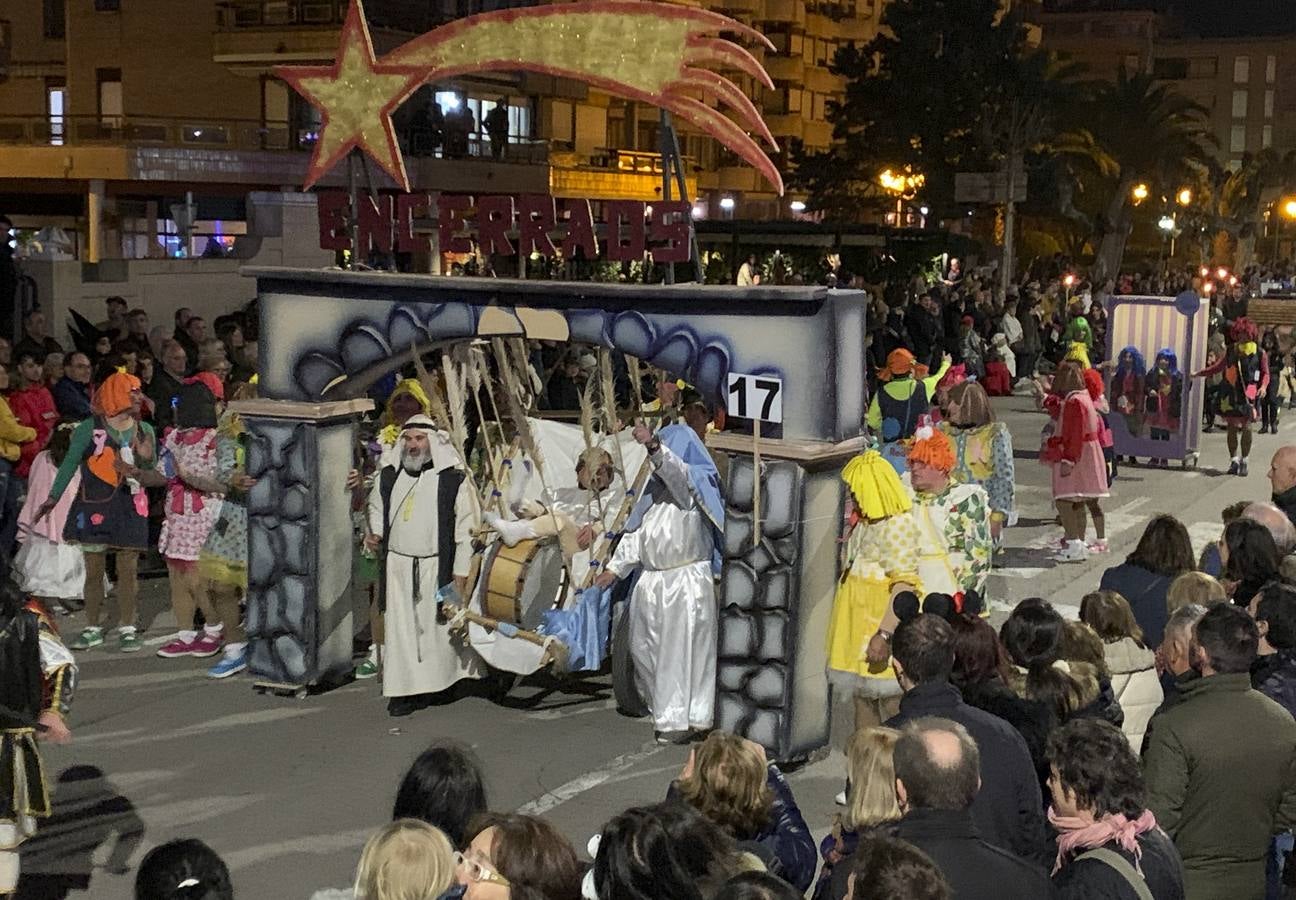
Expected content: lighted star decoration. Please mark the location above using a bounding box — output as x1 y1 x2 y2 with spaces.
276 0 424 191
276 0 783 194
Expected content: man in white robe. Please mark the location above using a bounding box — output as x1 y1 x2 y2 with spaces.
595 423 725 743
365 415 481 716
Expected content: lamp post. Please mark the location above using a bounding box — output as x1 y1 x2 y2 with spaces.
1158 215 1177 272
878 167 925 227
1277 198 1296 261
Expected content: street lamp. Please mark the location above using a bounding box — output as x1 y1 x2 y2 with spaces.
1132 183 1150 204
1217 267 1228 280
1176 188 1193 206
1158 215 1176 232
878 166 925 226
789 200 806 213
1285 198 1296 219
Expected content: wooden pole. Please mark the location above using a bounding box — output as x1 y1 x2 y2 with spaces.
752 416 762 548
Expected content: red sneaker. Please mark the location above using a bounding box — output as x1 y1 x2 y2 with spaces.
156 635 198 658
189 632 224 658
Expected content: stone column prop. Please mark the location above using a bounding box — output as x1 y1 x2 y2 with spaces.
711 434 865 759
233 398 374 692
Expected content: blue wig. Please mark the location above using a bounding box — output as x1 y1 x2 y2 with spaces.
1154 347 1180 377
1114 345 1146 380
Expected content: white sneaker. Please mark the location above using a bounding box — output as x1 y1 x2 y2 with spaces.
1055 539 1088 563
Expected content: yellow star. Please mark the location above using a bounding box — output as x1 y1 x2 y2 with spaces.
276 0 424 191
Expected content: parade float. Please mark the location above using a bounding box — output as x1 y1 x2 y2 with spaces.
233 0 868 758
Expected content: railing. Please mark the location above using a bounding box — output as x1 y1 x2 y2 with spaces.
0 114 319 152
214 0 458 32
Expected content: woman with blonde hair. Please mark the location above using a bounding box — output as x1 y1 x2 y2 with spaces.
812 727 902 900
354 819 455 900
1079 591 1162 750
938 381 1015 542
673 731 816 892
1166 570 1227 613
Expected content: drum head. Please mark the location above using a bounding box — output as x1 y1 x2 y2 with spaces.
515 542 567 631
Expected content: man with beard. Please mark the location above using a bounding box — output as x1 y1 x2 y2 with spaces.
364 415 481 716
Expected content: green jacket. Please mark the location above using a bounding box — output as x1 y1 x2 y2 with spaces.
1143 672 1296 900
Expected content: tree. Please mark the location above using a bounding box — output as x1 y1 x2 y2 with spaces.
1054 68 1215 283
793 0 1032 222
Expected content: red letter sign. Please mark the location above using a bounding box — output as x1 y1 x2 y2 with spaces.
560 200 598 260
317 190 350 251
395 192 431 253
605 201 646 262
517 195 558 257
648 200 691 263
438 194 474 254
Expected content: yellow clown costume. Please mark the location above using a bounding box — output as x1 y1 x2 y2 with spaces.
826 451 921 696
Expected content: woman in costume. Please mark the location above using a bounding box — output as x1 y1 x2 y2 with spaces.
1194 317 1267 476
1145 348 1183 468
826 450 920 728
1085 367 1117 491
1061 301 1093 370
937 381 1014 543
1109 346 1145 456
0 577 75 894
866 349 949 475
1043 362 1109 563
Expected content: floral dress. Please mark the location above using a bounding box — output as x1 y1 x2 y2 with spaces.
939 421 1015 525
912 482 992 599
826 510 921 690
158 428 222 563
198 423 248 588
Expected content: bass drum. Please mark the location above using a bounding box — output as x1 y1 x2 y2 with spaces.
480 538 568 631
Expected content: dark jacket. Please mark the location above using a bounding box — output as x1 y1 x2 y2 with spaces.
813 821 899 900
1143 672 1296 899
887 682 1048 862
905 304 941 369
1053 826 1185 900
51 375 92 421
145 369 185 431
1251 650 1296 720
1071 676 1125 729
669 763 817 893
897 808 1055 900
1276 485 1296 530
958 677 1055 792
1099 563 1175 649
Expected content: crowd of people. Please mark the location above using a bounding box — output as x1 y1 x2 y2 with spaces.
7 258 1296 899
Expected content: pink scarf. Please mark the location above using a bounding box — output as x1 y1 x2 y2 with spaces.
1048 806 1157 875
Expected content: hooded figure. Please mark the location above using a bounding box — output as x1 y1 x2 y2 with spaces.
600 424 724 740
366 414 481 715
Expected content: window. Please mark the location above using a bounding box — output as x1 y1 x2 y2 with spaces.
1263 125 1273 148
1267 55 1277 83
789 34 803 55
1234 56 1250 83
94 0 120 9
1230 124 1247 152
1266 90 1275 118
813 93 826 120
1188 57 1217 78
43 0 65 38
97 68 122 127
1233 89 1248 118
786 88 802 113
46 82 65 145
1152 57 1188 80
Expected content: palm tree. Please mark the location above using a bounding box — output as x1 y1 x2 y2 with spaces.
1055 68 1216 283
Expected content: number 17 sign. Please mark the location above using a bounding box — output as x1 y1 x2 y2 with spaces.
726 372 783 423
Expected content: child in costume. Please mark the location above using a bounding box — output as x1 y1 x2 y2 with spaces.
1194 317 1266 476
866 349 950 475
1145 348 1183 467
1043 361 1109 563
1061 301 1093 370
155 376 231 660
14 424 92 614
826 450 921 728
0 577 75 895
937 381 1015 543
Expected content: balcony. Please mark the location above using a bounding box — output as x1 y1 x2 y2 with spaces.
764 114 806 141
213 0 428 67
761 0 807 25
804 65 843 94
551 148 698 202
765 55 806 82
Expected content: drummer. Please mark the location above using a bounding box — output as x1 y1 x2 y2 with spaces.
483 447 618 558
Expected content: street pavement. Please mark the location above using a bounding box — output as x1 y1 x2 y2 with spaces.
17 392 1284 899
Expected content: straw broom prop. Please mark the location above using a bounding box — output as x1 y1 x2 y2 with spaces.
577 380 607 528
454 341 498 486
597 349 630 489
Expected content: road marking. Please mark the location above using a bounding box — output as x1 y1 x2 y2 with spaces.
527 698 618 721
223 826 375 872
515 739 666 817
1022 496 1150 550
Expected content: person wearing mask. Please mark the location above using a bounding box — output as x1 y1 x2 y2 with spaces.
1046 718 1184 899
886 614 1046 861
8 351 58 480
1078 591 1162 751
1099 515 1196 650
892 718 1054 899
457 813 583 899
52 352 93 421
672 731 816 892
1143 604 1296 898
146 340 189 431
39 372 164 653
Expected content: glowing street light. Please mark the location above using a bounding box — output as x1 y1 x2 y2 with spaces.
1200 266 1210 277
1202 281 1214 294
718 197 736 211
1063 274 1076 287
1284 198 1296 219
878 167 925 198
789 200 806 213
1217 267 1228 280
1158 215 1176 232
1177 188 1193 206
1131 183 1150 204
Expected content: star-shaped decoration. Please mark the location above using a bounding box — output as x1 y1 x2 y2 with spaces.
276 0 425 191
